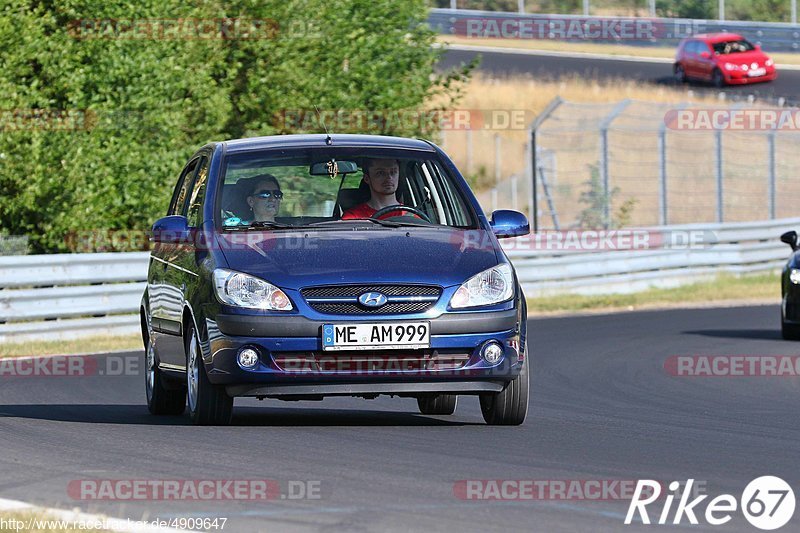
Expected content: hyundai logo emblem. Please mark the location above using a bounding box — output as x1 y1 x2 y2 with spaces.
358 291 388 308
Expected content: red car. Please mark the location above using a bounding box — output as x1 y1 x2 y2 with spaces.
674 33 777 87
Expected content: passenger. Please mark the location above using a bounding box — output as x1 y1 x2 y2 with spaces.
342 159 406 220
244 174 283 223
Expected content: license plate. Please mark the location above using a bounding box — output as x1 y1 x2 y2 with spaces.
748 68 766 77
322 322 430 351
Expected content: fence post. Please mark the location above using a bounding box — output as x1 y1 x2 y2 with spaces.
450 0 457 10
599 100 631 229
719 0 725 20
518 0 525 14
794 0 798 24
715 129 724 222
583 0 590 16
768 130 777 219
658 128 668 226
528 97 563 233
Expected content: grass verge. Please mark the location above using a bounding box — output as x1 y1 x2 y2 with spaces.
0 334 142 358
438 36 800 66
526 273 780 314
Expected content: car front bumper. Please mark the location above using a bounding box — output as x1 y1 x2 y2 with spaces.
203 309 525 398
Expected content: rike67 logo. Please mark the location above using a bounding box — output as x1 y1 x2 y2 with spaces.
626 477 795 530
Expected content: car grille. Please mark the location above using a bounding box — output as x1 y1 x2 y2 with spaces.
301 284 441 315
272 350 470 373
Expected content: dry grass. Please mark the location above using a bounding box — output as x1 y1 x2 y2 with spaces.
527 272 779 314
439 35 800 66
436 73 725 217
0 334 142 358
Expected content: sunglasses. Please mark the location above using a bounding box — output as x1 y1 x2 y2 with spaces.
253 190 283 199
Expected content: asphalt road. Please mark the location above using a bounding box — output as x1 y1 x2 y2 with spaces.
439 47 800 105
0 305 798 532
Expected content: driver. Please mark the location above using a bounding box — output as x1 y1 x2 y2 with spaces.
342 158 408 220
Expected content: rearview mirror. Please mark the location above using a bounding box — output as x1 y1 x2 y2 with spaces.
781 230 798 250
309 159 359 176
490 210 530 239
151 215 191 244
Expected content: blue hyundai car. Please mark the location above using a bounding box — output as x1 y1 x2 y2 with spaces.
141 134 530 425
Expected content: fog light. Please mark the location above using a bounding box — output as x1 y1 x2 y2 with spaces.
481 342 504 364
791 269 800 285
238 347 260 369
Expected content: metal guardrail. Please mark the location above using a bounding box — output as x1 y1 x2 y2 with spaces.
0 253 149 343
0 218 795 342
429 8 800 52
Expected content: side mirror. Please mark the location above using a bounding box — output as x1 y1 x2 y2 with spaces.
780 230 798 250
490 210 530 239
151 215 191 244
755 44 762 51
700 51 711 59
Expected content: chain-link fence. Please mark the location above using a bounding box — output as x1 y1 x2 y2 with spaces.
442 98 800 230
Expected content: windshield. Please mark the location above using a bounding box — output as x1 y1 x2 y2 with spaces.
217 147 477 229
712 40 755 55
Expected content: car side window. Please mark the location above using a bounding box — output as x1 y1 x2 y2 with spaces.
187 156 210 226
168 158 200 216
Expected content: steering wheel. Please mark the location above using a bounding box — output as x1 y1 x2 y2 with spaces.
371 205 431 223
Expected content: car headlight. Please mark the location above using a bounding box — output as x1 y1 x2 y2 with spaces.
790 269 800 285
450 263 515 309
213 268 292 310
766 58 774 67
724 62 736 71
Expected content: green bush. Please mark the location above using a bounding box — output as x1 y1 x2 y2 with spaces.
0 0 471 252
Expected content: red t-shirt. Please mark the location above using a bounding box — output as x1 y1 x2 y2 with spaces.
342 202 408 220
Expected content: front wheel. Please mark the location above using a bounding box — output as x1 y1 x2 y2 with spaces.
417 394 457 415
186 324 233 425
479 349 529 426
781 309 800 340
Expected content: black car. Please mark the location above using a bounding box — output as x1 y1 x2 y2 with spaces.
780 230 800 339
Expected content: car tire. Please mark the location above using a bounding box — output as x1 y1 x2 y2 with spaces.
712 69 725 88
186 323 233 425
479 346 529 426
417 394 457 415
674 64 686 83
781 310 800 340
144 316 186 416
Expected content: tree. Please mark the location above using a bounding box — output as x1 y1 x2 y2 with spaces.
0 0 472 252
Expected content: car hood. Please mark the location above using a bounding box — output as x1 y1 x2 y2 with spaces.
216 227 500 290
